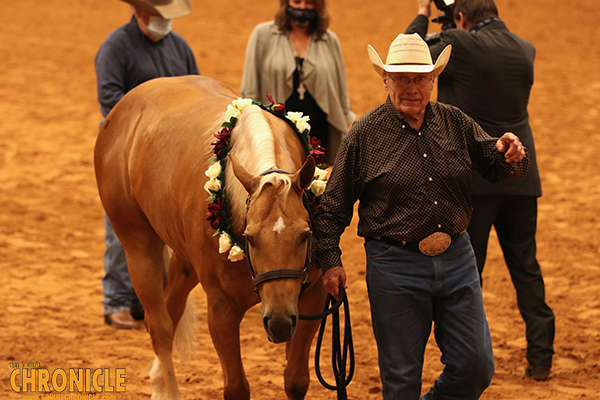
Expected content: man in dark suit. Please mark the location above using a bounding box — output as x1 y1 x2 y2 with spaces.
406 0 555 381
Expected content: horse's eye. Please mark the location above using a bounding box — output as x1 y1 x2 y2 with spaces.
244 232 254 246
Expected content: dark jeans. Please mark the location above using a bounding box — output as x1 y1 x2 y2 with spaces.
101 214 144 316
468 195 555 369
365 233 495 400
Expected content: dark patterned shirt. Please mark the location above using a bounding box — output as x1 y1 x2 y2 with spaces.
313 97 529 271
95 16 199 117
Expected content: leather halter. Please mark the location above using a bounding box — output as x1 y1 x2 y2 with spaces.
243 168 312 295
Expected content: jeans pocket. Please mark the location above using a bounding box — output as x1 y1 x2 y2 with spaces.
365 239 396 260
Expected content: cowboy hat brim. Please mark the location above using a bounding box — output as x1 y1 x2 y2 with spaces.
368 44 452 77
121 0 191 19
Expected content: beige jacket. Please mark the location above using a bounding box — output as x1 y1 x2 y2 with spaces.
241 21 355 140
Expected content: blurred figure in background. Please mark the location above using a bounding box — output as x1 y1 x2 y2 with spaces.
241 0 355 164
406 0 555 380
95 0 199 329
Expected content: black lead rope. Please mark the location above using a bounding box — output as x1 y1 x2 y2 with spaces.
299 285 354 400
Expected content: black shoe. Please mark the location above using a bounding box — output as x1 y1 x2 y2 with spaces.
524 364 550 381
131 310 145 321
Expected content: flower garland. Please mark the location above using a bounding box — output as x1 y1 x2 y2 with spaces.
204 94 328 262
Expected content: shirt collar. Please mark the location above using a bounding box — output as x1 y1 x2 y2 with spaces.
469 18 506 33
384 97 436 131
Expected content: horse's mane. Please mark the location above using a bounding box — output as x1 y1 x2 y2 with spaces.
224 105 297 235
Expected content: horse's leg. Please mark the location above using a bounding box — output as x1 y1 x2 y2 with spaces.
164 253 199 360
205 288 251 400
124 230 182 400
284 280 327 400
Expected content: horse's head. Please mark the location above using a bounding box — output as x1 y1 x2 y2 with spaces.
230 154 316 343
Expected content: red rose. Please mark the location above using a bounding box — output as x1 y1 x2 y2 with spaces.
214 127 231 142
266 93 286 112
310 196 320 214
310 148 326 165
212 128 231 157
309 136 321 150
206 198 225 230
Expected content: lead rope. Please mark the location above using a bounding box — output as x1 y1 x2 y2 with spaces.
299 285 354 399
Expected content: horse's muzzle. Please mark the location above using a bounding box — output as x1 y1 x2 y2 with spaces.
263 312 298 343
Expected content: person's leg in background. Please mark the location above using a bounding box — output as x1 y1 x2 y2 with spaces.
494 195 555 379
102 214 144 329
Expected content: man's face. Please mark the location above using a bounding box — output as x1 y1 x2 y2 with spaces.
384 72 435 120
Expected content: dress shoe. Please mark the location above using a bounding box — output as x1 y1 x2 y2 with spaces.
131 310 145 321
523 364 550 381
104 310 138 329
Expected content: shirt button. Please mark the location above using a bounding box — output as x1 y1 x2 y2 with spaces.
429 177 433 181
418 132 422 136
423 154 427 157
402 125 406 129
438 224 442 228
434 201 438 205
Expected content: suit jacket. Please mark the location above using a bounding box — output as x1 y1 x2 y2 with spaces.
407 15 542 197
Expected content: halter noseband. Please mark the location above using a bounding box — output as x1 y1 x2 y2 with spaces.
243 168 312 296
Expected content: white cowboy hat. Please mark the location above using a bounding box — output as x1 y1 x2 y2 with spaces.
368 33 452 77
120 0 191 19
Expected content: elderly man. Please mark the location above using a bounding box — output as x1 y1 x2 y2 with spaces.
95 0 199 329
312 33 528 399
406 0 555 381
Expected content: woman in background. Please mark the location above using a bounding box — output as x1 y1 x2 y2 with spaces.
241 0 355 164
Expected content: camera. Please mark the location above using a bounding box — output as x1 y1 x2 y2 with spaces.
425 0 456 43
432 0 456 30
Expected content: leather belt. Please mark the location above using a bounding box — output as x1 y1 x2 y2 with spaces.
375 232 461 257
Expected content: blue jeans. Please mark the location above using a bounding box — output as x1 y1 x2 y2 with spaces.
101 214 143 316
365 232 494 400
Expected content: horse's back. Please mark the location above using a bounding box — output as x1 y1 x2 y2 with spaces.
94 76 236 251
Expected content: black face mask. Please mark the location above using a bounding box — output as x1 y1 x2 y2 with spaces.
286 5 317 27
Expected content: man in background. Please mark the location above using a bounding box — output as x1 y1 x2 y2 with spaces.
406 0 555 380
95 0 199 329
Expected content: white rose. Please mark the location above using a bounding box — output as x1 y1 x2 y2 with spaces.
286 111 304 124
314 168 328 181
204 178 221 194
232 98 253 111
228 245 245 262
225 104 241 122
205 162 222 180
295 118 311 134
218 232 232 253
309 179 327 197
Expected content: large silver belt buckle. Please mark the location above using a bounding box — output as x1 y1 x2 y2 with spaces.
418 232 451 256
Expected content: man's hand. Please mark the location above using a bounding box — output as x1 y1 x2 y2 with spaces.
322 266 347 299
496 132 526 163
417 0 433 18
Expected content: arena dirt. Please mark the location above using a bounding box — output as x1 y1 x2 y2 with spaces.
1 0 599 398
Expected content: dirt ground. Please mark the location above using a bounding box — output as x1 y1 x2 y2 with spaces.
1 0 599 399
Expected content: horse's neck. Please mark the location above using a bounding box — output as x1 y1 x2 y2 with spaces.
233 106 278 174
225 105 295 237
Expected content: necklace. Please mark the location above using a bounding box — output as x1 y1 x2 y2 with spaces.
296 58 307 101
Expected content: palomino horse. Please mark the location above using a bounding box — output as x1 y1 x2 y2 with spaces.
94 75 327 399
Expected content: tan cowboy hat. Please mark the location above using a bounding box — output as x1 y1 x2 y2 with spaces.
120 0 191 19
368 33 452 77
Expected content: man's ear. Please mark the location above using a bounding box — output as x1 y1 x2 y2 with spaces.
456 12 472 30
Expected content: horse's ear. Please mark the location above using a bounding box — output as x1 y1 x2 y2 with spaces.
229 153 260 195
292 155 316 193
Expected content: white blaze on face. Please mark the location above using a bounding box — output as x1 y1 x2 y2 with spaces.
272 217 286 234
